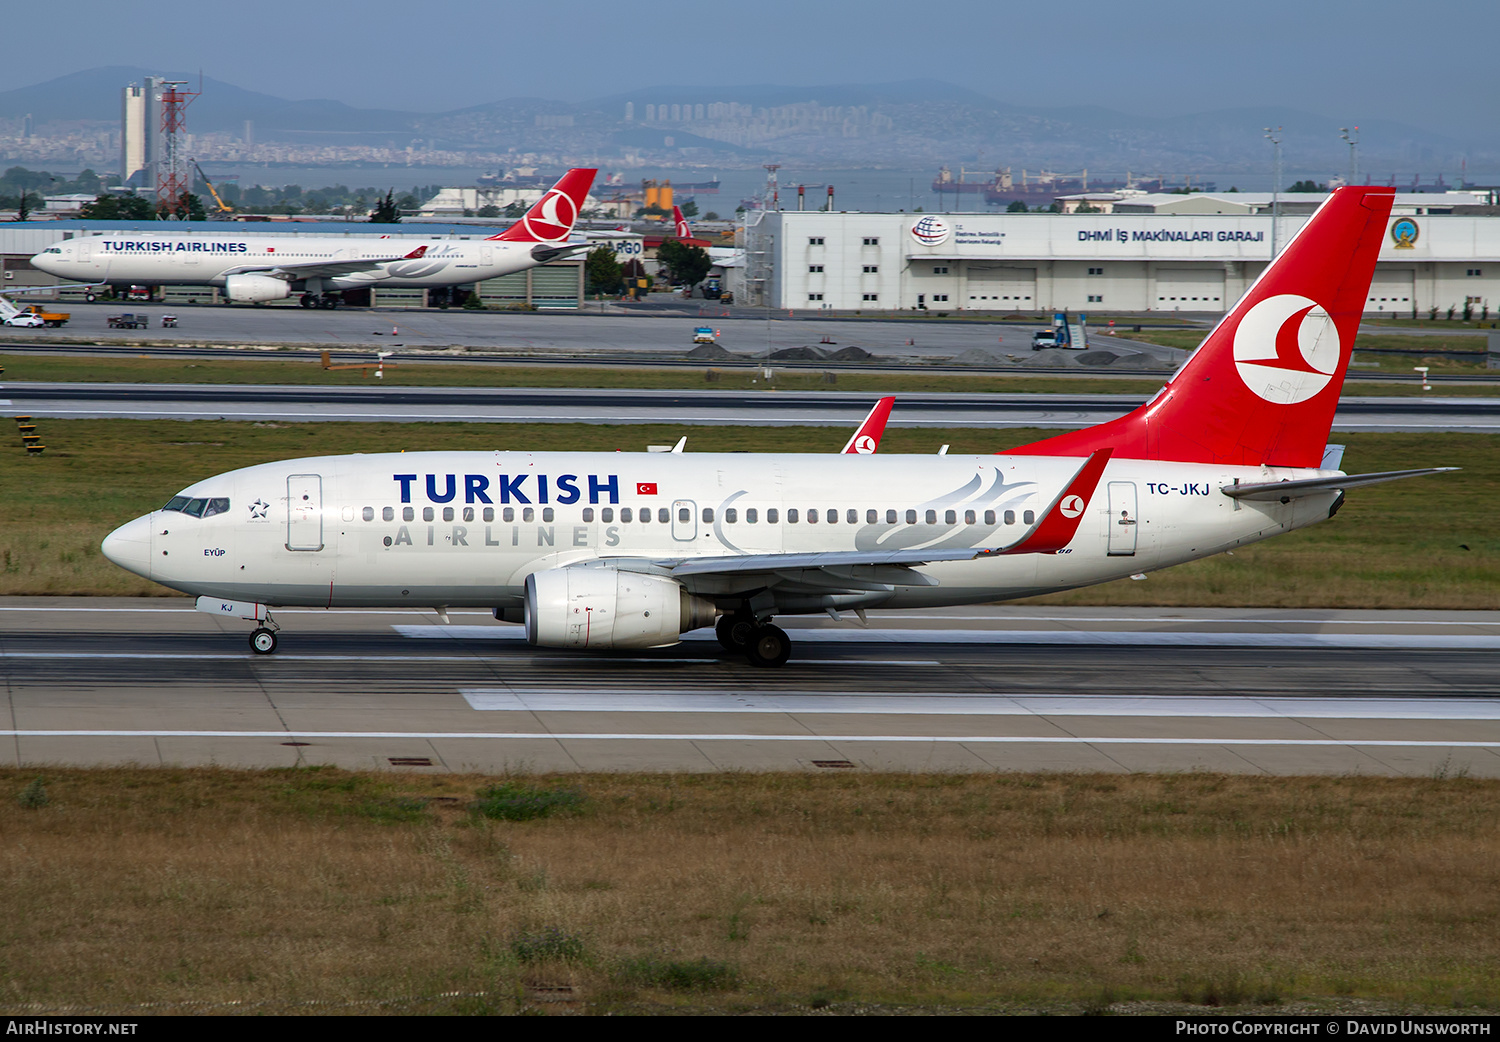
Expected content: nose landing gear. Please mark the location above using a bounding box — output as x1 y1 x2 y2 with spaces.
248 611 281 655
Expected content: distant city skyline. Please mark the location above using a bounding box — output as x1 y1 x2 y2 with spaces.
0 0 1495 142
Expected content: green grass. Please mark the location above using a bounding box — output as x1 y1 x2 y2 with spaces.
0 419 1492 607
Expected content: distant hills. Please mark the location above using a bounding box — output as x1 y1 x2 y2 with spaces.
0 68 1489 176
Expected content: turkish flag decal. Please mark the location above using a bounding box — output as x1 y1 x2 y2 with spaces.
637 482 657 495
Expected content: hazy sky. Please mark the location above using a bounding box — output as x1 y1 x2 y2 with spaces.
3 0 1495 135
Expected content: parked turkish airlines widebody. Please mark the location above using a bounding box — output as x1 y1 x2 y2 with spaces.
101 187 1452 666
31 169 597 308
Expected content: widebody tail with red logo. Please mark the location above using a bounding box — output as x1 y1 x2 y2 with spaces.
100 187 1454 666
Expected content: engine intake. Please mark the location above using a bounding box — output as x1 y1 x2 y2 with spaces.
224 273 291 303
525 564 716 649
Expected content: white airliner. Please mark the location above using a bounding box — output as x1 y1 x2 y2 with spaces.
30 169 597 308
100 187 1452 666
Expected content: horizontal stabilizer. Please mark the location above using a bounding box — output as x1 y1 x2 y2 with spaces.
1221 467 1459 501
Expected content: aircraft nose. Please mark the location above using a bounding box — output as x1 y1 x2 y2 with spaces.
101 515 153 579
29 251 63 276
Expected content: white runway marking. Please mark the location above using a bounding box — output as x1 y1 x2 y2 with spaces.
460 690 1500 720
2 729 1497 747
394 624 1500 650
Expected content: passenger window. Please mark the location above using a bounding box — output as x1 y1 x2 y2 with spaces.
1004 510 1015 525
745 508 757 523
906 509 917 524
725 507 738 523
847 509 858 524
680 507 691 522
362 506 374 521
787 509 799 523
984 510 995 526
423 507 434 522
403 506 414 522
483 507 494 522
621 507 633 522
806 509 817 524
945 510 956 525
827 509 838 524
503 507 515 522
965 510 975 525
640 508 650 523
886 509 897 524
767 508 778 524
602 508 614 522
867 509 878 524
924 510 936 524
463 507 474 522
442 507 454 522
658 508 669 523
543 508 554 522
583 507 595 522
702 507 714 522
523 507 535 522
383 506 395 522
1024 510 1035 524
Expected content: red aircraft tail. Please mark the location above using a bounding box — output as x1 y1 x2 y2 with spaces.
673 205 692 239
1014 186 1396 468
488 168 597 244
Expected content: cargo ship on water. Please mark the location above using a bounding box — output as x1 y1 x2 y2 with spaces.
932 166 1213 206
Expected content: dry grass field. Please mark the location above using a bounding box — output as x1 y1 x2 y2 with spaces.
2 769 1497 1016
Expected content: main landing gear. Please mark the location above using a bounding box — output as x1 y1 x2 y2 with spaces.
716 612 792 668
249 611 281 655
299 293 341 309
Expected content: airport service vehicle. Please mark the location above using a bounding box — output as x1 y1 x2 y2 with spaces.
692 327 717 344
107 313 150 329
33 170 597 309
0 295 67 327
101 188 1452 666
1031 330 1058 350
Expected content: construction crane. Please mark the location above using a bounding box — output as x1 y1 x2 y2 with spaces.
191 160 234 217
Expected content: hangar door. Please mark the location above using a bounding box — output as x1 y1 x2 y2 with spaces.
965 265 1035 308
1367 269 1415 314
1154 268 1226 310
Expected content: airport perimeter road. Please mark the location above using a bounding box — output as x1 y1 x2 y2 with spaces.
0 302 1187 364
3 599 1498 776
4 382 1500 432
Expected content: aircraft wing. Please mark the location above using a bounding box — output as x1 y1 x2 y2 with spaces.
1221 467 1458 501
631 449 1112 591
218 246 432 281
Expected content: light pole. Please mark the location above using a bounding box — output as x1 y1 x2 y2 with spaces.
1340 126 1359 185
1265 126 1283 258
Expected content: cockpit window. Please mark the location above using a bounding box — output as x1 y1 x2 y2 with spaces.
162 496 229 517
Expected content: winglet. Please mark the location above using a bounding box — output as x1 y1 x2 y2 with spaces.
403 245 428 260
1000 449 1113 555
487 168 597 244
841 397 895 454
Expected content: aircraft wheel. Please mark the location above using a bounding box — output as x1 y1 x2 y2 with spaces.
85 293 96 303
249 627 278 655
745 624 791 668
300 294 315 308
716 613 755 651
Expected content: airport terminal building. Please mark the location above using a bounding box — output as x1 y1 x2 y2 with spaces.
740 200 1500 316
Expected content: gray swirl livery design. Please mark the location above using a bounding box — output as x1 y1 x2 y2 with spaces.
102 188 1454 666
31 169 596 308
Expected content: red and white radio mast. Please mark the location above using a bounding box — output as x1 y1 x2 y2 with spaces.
155 80 199 217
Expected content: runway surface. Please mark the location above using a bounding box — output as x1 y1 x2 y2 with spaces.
3 598 1497 776
4 382 1498 431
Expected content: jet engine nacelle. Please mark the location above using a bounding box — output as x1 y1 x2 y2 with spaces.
224 274 292 303
524 564 716 649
